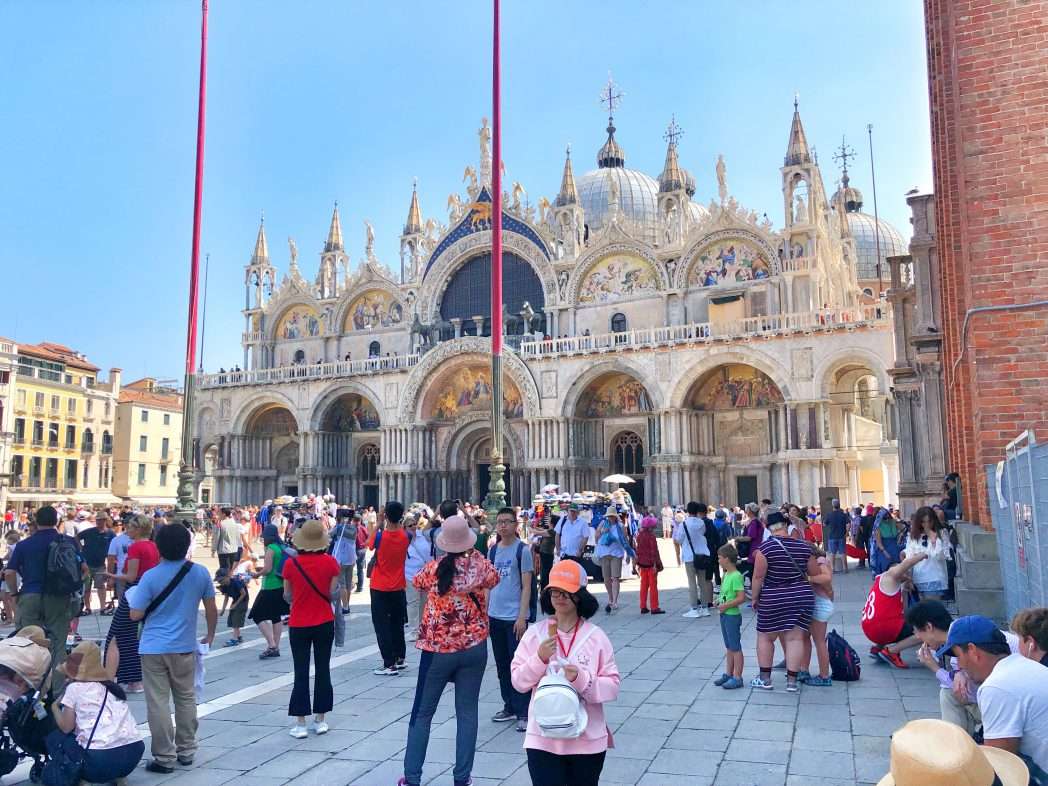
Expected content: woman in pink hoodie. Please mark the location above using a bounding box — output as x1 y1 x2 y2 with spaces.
511 559 620 786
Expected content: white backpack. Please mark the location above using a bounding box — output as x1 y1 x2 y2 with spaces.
532 624 597 739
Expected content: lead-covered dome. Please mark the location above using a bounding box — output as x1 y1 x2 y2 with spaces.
577 167 660 244
833 176 908 282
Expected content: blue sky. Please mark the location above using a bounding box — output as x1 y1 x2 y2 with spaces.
0 2 931 381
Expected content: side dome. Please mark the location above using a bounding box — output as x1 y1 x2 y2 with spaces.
846 211 908 282
577 167 660 244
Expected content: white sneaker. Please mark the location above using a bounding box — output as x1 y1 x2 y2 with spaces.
288 725 308 739
310 720 329 735
405 630 417 642
373 666 400 676
698 607 712 618
682 608 702 618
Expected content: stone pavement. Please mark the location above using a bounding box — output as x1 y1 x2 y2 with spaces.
6 539 943 786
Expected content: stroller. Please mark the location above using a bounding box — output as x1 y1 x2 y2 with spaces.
0 634 57 783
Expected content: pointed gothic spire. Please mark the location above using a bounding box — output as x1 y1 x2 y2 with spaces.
597 76 626 168
404 180 423 234
659 117 686 193
784 95 813 167
324 202 344 252
555 146 579 206
251 214 269 263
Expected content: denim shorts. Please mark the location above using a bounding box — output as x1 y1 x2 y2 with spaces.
720 613 742 652
812 595 835 622
826 538 845 555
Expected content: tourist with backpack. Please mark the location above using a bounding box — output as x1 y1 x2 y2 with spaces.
510 559 620 786
328 508 358 614
676 502 714 618
3 505 82 672
397 515 499 786
248 524 292 660
487 507 535 733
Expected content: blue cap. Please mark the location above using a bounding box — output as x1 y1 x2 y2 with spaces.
935 615 1003 658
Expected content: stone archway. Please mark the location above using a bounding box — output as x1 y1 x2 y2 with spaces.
239 403 299 502
444 418 520 505
312 391 382 505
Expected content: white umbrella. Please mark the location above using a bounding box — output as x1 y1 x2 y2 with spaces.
541 483 560 493
602 474 635 484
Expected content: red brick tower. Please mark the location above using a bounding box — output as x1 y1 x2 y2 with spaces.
924 0 1048 526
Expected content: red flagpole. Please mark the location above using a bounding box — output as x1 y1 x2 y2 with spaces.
185 0 208 375
490 0 502 357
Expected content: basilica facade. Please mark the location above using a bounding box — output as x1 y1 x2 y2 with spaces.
192 102 903 511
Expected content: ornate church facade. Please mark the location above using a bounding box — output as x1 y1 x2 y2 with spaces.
192 100 903 511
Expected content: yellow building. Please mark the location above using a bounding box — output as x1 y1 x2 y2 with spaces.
8 343 121 509
112 378 183 505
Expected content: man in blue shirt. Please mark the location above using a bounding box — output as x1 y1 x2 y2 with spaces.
3 505 79 669
128 523 216 773
823 499 851 574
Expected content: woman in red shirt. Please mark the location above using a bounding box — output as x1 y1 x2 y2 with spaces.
101 514 160 693
283 519 340 739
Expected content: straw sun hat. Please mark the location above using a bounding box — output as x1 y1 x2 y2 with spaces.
877 719 1028 786
291 519 330 552
63 642 111 683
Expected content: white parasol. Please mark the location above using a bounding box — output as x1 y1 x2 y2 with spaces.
541 483 560 493
602 474 635 484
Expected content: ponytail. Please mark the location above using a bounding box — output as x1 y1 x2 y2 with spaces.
436 551 460 595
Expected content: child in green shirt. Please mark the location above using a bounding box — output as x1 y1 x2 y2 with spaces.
714 544 746 690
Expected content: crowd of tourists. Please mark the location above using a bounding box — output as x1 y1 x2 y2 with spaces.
1 487 1045 786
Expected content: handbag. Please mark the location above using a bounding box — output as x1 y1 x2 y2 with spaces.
366 530 383 578
42 689 108 786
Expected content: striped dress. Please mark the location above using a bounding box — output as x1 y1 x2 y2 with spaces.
755 536 814 633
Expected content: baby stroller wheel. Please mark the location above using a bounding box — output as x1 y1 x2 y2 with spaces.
29 759 43 783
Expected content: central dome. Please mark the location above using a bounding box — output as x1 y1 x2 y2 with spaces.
577 167 660 244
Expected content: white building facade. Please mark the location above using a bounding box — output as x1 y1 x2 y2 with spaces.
193 105 903 511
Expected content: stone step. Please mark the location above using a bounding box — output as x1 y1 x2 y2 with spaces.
955 520 999 561
957 552 1004 590
956 586 1006 623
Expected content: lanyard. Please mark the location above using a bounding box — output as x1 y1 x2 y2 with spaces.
556 619 581 659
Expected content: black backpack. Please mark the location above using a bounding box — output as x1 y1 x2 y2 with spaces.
827 629 861 681
45 535 82 596
703 516 723 555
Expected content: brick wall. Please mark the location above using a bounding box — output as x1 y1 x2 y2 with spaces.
924 0 1048 526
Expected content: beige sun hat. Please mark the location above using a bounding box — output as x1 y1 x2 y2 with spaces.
291 519 330 552
877 719 1029 786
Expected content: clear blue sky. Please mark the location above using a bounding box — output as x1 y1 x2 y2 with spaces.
0 2 931 382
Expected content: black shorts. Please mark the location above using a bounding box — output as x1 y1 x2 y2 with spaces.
895 622 914 643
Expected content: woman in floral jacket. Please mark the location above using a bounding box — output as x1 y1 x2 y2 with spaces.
398 515 499 786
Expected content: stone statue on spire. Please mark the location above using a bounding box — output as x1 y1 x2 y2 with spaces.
288 237 298 269
716 154 728 204
364 221 375 259
478 117 492 187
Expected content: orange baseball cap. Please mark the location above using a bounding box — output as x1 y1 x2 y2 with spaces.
547 560 588 594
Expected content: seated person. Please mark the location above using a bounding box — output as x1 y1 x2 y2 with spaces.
862 552 928 668
1011 608 1048 667
942 615 1048 783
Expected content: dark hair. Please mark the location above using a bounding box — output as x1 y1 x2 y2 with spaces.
438 500 458 520
221 507 232 517
497 507 515 518
910 506 941 540
761 499 772 506
435 551 470 595
1011 608 1048 652
686 501 700 515
155 523 191 561
384 500 404 524
539 586 600 619
35 506 58 528
718 543 738 563
905 600 954 633
101 680 127 701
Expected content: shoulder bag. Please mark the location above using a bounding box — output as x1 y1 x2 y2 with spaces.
42 688 108 786
143 561 194 620
289 557 333 604
770 536 810 584
366 529 383 578
680 520 711 573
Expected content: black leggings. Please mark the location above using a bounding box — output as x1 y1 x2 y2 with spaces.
538 552 554 591
526 748 606 786
288 621 334 717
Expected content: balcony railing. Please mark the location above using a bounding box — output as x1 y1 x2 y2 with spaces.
13 435 24 445
243 330 265 343
31 438 43 447
779 255 814 273
519 304 890 359
199 352 422 389
32 406 44 415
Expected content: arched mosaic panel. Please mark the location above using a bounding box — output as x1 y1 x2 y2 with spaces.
688 238 774 287
276 306 322 339
690 364 784 410
344 290 404 331
578 255 659 304
577 374 654 418
421 364 524 421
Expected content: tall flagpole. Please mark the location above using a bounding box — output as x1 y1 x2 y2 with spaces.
484 0 507 514
174 0 208 521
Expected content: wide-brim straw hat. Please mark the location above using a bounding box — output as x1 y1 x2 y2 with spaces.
434 515 476 553
876 719 1028 786
64 641 110 683
291 519 330 552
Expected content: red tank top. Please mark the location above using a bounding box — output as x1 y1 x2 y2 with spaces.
861 575 905 645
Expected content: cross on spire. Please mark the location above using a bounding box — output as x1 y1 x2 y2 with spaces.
832 135 856 176
599 75 624 120
664 115 683 147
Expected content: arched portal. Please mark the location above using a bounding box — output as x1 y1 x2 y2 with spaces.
445 424 518 506
242 404 299 501
314 392 382 505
